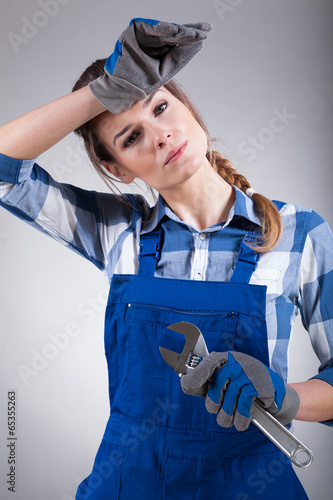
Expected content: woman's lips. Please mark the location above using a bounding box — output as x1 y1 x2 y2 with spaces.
165 141 187 165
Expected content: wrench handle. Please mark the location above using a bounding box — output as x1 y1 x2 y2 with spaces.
251 402 313 468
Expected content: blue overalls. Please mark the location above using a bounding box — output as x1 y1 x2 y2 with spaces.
76 226 309 500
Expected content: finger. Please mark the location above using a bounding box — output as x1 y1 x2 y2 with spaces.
138 29 197 48
216 407 235 428
183 22 213 38
216 404 252 431
231 411 252 431
219 375 245 416
235 385 258 419
205 377 230 414
133 19 178 37
184 22 213 32
222 382 257 421
181 351 228 395
160 23 210 44
231 351 276 405
205 395 221 415
135 21 210 47
206 352 247 406
207 365 231 405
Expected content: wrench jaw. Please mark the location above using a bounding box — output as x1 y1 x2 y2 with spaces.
167 321 202 337
160 322 209 375
159 346 184 376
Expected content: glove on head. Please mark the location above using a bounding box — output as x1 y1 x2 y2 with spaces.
89 18 212 114
181 351 300 432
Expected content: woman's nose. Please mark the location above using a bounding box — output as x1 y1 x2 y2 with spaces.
156 131 172 150
147 124 172 149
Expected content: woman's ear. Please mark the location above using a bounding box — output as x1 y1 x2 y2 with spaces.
102 162 135 184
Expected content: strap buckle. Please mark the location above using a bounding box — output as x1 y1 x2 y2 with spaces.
138 229 162 262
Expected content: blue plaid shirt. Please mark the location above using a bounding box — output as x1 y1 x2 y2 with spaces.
1 153 332 402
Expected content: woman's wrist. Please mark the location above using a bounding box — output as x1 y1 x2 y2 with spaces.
290 379 333 422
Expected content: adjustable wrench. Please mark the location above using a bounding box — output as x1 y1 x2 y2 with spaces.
159 321 313 468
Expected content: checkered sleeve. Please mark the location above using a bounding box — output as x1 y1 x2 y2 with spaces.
0 153 145 275
297 209 333 389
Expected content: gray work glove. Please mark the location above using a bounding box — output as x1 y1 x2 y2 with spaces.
89 17 212 114
181 351 300 431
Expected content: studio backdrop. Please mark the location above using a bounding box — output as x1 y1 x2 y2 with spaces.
0 1 332 499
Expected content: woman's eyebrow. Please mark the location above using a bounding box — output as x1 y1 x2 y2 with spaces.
113 90 165 146
142 89 160 109
113 124 134 146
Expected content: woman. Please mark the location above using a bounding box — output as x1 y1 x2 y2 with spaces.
0 18 332 499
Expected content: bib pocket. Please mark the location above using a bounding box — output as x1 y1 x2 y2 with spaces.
124 303 238 431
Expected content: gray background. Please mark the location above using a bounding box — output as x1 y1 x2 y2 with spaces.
0 0 332 499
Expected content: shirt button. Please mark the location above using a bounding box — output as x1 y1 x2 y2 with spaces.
194 274 203 280
199 233 207 240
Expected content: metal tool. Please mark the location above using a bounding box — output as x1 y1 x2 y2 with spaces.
159 321 313 468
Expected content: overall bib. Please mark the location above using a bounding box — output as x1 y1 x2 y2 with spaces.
76 228 308 500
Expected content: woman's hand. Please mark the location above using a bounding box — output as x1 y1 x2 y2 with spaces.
181 351 300 431
89 18 212 114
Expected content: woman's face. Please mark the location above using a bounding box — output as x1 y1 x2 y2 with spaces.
93 88 209 194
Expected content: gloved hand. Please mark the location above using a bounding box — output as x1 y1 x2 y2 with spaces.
89 18 212 114
181 351 300 431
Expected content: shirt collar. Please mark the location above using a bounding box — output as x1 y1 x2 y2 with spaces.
227 186 262 227
141 186 262 234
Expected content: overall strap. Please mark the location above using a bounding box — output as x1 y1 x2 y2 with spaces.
230 201 285 284
229 231 261 284
137 202 285 280
137 228 163 277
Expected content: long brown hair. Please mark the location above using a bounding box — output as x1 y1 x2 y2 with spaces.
72 59 282 252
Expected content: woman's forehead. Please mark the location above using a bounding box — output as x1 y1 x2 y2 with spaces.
94 88 173 135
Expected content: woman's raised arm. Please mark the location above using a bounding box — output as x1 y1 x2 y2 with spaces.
0 86 105 160
0 19 211 161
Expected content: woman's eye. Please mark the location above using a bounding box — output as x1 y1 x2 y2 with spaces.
122 102 167 148
124 133 138 148
155 102 167 115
